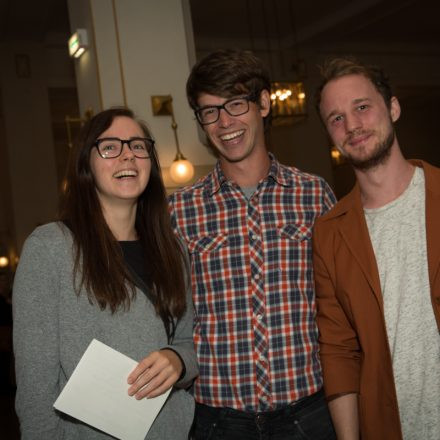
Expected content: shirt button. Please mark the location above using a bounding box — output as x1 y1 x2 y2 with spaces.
250 233 255 241
255 273 260 280
256 314 263 321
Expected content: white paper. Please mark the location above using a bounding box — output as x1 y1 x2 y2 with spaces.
54 339 171 440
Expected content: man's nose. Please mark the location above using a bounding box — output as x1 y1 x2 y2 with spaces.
344 112 362 132
217 107 234 127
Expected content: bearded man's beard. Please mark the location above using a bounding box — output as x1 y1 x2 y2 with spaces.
343 127 395 171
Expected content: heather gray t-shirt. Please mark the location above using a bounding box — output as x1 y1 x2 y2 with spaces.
364 167 440 439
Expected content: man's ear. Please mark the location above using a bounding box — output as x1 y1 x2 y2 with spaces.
390 96 401 123
258 90 271 118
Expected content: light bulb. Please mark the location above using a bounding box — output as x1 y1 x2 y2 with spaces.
331 146 342 161
0 256 9 268
169 159 194 184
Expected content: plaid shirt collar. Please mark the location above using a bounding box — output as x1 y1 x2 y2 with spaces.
206 152 291 196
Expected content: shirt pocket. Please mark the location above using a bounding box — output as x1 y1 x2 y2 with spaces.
277 222 313 242
187 234 228 254
273 222 315 299
186 235 230 318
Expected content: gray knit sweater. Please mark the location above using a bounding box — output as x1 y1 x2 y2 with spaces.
13 222 198 439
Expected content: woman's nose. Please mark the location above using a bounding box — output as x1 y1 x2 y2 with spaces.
120 142 135 160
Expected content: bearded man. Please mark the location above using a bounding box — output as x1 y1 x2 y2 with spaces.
313 56 440 440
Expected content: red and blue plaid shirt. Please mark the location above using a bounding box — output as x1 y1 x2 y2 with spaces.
169 154 336 411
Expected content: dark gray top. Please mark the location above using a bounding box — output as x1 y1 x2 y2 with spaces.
13 222 198 439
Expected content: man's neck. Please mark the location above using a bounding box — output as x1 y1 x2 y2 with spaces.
220 148 271 188
355 144 415 209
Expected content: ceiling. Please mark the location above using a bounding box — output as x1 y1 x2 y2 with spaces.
0 0 438 53
189 0 440 53
0 0 70 43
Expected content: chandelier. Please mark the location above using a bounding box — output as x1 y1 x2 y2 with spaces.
270 81 306 125
246 0 307 126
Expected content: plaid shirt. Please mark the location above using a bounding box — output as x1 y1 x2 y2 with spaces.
169 154 336 411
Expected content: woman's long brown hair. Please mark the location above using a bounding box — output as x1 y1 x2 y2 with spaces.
58 108 186 341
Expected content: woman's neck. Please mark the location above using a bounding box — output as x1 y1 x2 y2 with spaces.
102 203 138 241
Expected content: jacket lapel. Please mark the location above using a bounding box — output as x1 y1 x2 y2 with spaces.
423 161 440 289
337 184 384 312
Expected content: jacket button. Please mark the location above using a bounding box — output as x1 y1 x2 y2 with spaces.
435 297 440 305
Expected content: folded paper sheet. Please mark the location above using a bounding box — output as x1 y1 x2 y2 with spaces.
54 339 171 440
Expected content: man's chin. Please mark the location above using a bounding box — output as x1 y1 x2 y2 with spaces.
208 141 248 163
218 147 253 164
345 131 395 171
349 147 392 171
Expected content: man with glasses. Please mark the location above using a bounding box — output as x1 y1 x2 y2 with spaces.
169 49 336 439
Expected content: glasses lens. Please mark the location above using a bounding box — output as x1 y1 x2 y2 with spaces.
225 98 249 116
129 138 151 158
197 107 219 125
96 138 153 158
97 139 122 158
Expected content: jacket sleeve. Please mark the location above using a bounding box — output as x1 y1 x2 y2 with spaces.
12 231 63 439
312 223 361 397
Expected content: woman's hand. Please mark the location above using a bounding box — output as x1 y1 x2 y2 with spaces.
127 349 183 399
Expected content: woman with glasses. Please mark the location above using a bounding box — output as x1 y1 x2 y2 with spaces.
13 108 197 439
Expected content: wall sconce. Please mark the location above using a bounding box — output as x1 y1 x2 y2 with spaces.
151 95 194 184
68 29 89 59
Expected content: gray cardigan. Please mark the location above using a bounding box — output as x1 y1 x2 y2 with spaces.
13 222 198 439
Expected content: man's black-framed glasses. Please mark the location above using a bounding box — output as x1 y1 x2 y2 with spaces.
94 137 154 159
195 94 257 125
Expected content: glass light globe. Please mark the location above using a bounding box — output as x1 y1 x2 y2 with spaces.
169 159 194 184
0 256 9 268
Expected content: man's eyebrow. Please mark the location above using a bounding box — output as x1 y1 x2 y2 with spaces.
324 98 372 123
353 97 370 105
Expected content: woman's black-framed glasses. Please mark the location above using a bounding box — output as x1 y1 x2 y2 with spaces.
195 94 257 125
94 137 154 159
